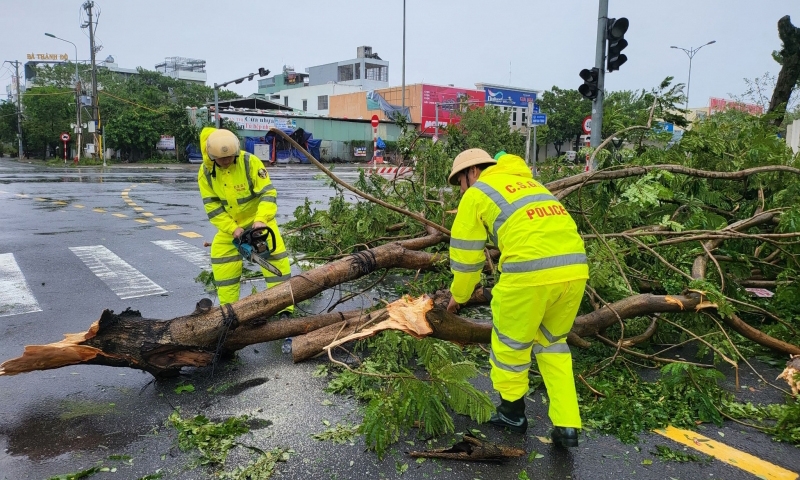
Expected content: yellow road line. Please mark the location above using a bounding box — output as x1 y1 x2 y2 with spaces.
179 232 203 238
112 213 128 218
35 197 47 201
16 194 28 197
73 204 84 208
53 201 67 205
134 219 149 224
157 225 182 231
655 426 798 480
153 218 166 223
93 208 106 213
142 212 154 217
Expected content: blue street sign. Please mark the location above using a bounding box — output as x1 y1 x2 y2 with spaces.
530 113 547 126
655 121 674 133
484 87 538 108
533 103 540 113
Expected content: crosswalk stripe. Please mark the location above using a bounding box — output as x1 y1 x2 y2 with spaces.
69 245 168 299
0 253 42 317
152 240 211 269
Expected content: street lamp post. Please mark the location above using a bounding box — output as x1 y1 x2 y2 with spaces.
214 68 269 128
670 40 716 111
45 33 82 163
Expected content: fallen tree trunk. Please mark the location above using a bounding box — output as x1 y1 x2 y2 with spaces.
0 235 446 377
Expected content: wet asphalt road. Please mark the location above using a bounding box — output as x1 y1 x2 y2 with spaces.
0 158 798 480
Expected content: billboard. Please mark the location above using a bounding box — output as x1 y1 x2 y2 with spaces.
420 85 484 132
219 113 297 131
483 86 537 108
708 98 763 116
156 135 176 150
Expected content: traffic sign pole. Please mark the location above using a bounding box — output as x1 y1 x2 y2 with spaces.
60 132 71 165
525 102 532 167
371 115 380 164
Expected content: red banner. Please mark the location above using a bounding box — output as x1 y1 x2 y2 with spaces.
708 97 763 116
420 84 484 133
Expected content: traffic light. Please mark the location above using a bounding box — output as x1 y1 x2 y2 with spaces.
606 17 629 72
258 67 270 77
579 68 600 100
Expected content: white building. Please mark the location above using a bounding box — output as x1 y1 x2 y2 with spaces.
256 46 390 116
474 83 541 130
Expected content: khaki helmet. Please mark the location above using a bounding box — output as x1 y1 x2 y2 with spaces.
206 129 240 160
448 148 496 185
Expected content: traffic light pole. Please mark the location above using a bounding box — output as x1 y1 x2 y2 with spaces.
590 0 608 157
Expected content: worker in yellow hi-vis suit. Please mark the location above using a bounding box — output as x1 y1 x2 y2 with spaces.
446 149 588 447
197 127 293 316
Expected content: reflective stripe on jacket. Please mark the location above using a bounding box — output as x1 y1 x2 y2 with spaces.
197 127 277 235
449 154 588 303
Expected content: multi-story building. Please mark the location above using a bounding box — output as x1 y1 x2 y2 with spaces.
154 57 207 84
255 46 390 116
23 55 207 87
329 83 485 133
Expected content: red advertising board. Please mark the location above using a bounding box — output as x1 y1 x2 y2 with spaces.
420 84 484 133
708 97 763 116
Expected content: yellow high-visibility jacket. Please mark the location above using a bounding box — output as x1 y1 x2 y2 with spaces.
449 154 588 304
197 127 277 234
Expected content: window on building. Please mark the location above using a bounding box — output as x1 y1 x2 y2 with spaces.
284 96 289 107
365 63 388 82
318 95 329 110
355 63 361 80
337 64 354 82
270 94 280 100
302 99 307 111
521 111 527 126
512 110 517 125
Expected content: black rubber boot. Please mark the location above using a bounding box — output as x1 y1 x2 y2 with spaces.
550 427 579 447
488 398 527 433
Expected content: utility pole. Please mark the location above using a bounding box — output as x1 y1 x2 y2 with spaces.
401 0 406 113
3 60 24 159
590 0 608 151
82 1 101 162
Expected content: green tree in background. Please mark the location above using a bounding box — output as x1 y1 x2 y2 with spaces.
444 106 525 158
21 87 75 158
538 87 591 155
0 102 19 153
21 63 238 161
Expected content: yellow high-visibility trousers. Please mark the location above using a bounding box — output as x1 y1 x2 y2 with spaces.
210 219 293 310
488 278 585 428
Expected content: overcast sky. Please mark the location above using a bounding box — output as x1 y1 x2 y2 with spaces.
2 0 798 108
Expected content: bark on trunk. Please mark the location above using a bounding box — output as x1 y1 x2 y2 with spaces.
0 235 446 377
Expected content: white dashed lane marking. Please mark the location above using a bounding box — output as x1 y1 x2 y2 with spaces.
152 239 210 269
0 253 42 317
69 245 168 299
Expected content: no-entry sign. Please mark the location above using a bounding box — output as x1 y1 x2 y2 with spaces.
60 132 71 142
371 115 379 128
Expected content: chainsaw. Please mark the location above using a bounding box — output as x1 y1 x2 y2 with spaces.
233 226 282 276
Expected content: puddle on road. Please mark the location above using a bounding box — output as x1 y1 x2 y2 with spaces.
214 377 270 396
1 398 159 461
33 230 85 236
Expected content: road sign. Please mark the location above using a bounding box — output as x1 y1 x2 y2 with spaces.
371 115 379 128
530 114 547 126
60 132 71 142
533 103 540 113
582 116 592 135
